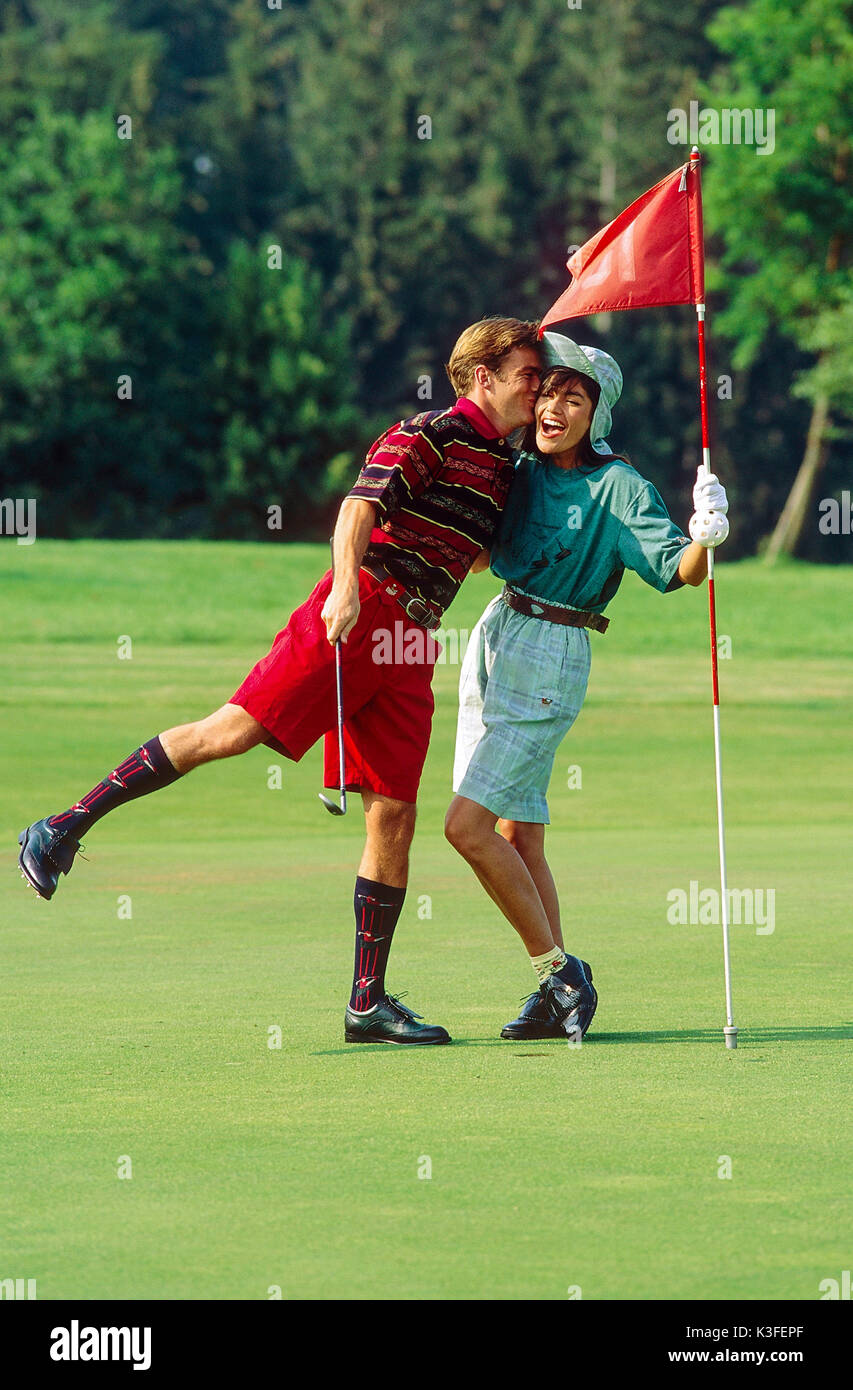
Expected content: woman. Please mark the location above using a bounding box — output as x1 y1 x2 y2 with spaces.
444 332 729 1039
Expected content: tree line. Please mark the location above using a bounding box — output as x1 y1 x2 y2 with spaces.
0 0 848 559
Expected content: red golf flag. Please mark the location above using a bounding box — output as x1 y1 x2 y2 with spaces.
540 160 704 328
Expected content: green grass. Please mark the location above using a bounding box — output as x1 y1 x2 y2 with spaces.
1 541 851 1300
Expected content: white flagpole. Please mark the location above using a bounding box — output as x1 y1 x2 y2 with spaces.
690 147 737 1049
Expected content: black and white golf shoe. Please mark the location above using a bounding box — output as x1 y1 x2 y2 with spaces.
18 818 83 901
500 957 597 1041
345 993 451 1046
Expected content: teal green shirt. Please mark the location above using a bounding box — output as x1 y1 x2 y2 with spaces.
491 452 691 613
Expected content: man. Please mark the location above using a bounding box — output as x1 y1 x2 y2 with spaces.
18 316 542 1046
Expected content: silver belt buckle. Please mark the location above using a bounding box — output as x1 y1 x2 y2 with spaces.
404 594 437 630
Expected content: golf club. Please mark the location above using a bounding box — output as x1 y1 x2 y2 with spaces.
319 539 347 816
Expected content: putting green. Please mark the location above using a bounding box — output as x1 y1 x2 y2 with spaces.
2 542 850 1299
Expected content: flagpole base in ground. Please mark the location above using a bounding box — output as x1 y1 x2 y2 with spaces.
724 1026 738 1050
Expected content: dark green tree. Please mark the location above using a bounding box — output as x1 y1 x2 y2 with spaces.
701 0 852 559
201 238 361 539
0 101 208 535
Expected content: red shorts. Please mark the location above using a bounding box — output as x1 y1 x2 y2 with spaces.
230 569 440 803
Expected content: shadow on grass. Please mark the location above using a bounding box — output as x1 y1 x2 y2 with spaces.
312 1023 853 1056
589 1025 853 1045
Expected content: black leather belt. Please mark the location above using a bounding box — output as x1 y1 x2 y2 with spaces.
361 561 443 632
502 585 609 634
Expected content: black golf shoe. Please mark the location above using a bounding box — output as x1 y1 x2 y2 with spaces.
500 957 597 1041
554 955 597 1035
18 818 83 901
345 993 451 1046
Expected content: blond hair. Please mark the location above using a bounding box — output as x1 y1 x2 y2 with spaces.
445 316 540 396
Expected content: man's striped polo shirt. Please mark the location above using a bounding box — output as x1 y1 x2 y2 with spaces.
347 397 515 617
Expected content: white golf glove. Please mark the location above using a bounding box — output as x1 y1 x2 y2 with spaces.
693 469 728 514
689 510 730 547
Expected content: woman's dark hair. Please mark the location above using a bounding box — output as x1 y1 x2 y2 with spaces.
521 365 630 467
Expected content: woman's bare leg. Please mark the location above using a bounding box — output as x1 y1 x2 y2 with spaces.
497 819 563 949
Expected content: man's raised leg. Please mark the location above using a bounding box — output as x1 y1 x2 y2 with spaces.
18 703 266 900
159 703 268 772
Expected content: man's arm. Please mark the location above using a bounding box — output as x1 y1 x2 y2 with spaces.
320 498 377 643
470 548 491 574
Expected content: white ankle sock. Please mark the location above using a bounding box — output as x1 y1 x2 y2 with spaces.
530 946 567 983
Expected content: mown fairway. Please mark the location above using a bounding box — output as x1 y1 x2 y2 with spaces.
1 542 850 1300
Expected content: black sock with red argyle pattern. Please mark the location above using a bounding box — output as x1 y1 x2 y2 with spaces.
348 876 407 1013
47 737 182 837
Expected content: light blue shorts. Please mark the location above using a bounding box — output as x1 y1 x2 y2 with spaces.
453 594 591 824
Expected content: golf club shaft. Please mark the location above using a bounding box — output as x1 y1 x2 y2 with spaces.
335 637 346 813
328 535 347 813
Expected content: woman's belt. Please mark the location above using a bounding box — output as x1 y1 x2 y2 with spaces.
501 585 609 634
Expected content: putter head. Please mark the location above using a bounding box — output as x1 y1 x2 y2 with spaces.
318 792 346 816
